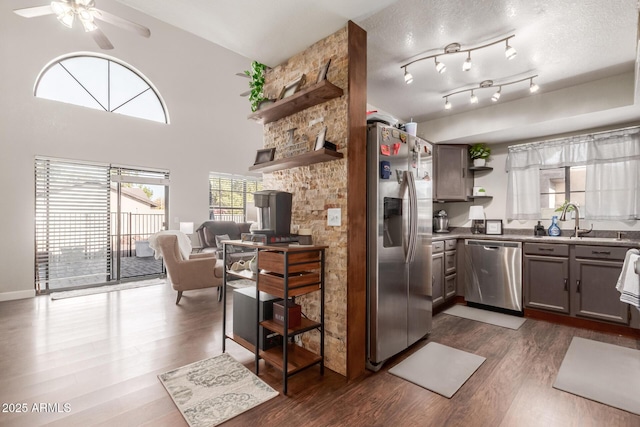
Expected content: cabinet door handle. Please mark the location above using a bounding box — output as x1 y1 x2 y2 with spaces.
462 168 465 178
591 250 611 255
576 279 581 293
564 278 568 291
539 248 555 252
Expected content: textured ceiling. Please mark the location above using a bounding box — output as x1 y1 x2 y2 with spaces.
19 0 636 143
359 0 639 122
111 0 639 135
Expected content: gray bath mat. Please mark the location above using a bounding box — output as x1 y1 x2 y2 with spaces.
389 342 485 398
443 305 526 330
553 337 640 415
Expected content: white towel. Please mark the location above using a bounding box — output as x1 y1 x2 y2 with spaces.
616 248 640 311
148 230 192 261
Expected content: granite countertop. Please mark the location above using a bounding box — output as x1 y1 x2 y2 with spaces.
432 228 640 248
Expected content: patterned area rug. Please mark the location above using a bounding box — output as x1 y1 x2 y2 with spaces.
158 353 278 427
50 278 165 300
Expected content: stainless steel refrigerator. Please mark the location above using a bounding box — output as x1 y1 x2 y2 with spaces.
366 123 433 370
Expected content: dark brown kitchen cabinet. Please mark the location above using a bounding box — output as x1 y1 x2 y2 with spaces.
433 145 472 201
571 246 629 325
523 243 570 314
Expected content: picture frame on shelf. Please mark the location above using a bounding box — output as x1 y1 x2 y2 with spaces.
485 219 503 235
314 126 328 151
254 148 275 165
278 74 306 100
316 58 331 83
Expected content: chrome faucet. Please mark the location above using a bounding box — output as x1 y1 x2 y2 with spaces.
559 202 592 238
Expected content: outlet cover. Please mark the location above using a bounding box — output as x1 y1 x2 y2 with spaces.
327 208 341 226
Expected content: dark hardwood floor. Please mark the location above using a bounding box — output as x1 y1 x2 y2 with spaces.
1 282 638 426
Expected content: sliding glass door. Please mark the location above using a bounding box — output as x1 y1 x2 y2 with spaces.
111 167 169 281
35 158 169 293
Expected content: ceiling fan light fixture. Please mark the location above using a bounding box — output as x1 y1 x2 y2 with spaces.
404 68 414 84
80 17 97 31
434 58 446 74
470 90 478 104
444 97 452 110
57 10 75 28
462 52 472 71
505 40 517 60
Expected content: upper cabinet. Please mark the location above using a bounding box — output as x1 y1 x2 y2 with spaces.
433 145 494 202
433 145 473 202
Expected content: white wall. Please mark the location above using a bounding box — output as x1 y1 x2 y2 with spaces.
0 1 263 299
439 142 640 233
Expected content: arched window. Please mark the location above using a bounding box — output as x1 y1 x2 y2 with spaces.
35 53 169 124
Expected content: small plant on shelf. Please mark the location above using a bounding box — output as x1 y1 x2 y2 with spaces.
469 143 491 166
245 61 268 112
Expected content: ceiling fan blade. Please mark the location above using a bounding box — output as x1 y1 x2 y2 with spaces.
13 5 55 18
236 72 250 78
91 26 114 50
239 90 251 97
92 8 150 38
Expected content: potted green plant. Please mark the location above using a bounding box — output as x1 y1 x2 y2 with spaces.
469 143 491 167
245 61 268 112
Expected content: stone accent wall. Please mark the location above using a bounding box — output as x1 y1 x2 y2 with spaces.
261 27 349 375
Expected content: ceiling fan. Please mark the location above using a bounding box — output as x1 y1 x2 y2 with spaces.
13 0 151 50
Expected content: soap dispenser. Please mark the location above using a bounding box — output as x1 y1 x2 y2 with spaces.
548 216 561 237
534 221 546 236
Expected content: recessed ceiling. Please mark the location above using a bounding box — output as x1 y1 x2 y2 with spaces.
113 0 639 143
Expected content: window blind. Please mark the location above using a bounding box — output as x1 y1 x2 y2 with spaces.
35 157 111 292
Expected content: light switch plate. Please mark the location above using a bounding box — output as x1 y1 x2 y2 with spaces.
327 208 341 226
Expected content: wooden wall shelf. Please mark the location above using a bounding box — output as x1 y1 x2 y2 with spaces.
247 80 344 125
249 149 344 173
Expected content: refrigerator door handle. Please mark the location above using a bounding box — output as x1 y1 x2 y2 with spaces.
407 171 418 263
401 171 411 263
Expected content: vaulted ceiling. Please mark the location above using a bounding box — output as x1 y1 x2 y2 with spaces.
13 0 640 144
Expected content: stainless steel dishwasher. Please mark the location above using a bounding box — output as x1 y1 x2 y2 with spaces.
464 240 523 313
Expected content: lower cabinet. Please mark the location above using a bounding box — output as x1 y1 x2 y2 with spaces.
523 243 570 314
524 243 630 325
433 239 457 307
572 246 629 324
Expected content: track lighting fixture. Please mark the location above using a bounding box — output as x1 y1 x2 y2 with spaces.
505 40 517 60
400 34 516 81
442 75 539 109
404 67 414 84
462 52 472 71
491 87 502 102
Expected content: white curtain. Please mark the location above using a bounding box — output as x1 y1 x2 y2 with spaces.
505 127 640 220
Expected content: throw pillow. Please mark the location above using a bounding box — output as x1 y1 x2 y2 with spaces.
215 234 235 253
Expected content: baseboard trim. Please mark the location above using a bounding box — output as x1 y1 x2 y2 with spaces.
0 289 36 302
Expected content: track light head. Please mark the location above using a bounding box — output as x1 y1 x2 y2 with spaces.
529 78 539 93
404 68 413 84
470 90 478 104
491 87 501 102
434 57 446 74
462 52 472 72
505 40 517 60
